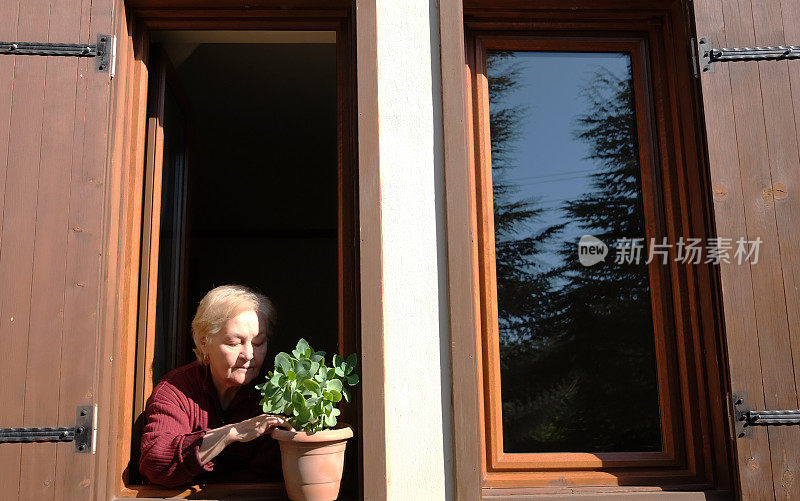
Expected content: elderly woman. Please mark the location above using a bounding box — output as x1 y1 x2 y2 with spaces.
139 285 292 487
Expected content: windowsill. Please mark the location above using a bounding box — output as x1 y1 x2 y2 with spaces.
482 487 733 500
116 482 289 500
116 482 360 500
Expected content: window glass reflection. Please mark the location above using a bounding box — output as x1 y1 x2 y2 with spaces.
486 50 662 453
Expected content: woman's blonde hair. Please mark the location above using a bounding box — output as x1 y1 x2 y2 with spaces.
191 285 276 364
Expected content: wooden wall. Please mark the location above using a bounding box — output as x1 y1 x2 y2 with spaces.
0 0 114 499
693 0 800 498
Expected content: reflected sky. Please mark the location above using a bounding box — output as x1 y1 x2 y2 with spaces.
490 51 631 269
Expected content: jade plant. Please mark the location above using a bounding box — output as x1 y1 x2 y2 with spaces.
256 338 359 432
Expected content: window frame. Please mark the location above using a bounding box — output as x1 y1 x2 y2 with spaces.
472 35 683 474
443 0 735 495
98 4 368 499
134 45 193 427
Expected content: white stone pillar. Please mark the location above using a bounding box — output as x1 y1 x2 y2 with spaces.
374 0 453 498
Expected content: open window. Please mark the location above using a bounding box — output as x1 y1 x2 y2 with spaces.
124 28 360 499
456 2 733 494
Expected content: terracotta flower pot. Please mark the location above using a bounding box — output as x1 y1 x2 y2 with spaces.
271 425 354 501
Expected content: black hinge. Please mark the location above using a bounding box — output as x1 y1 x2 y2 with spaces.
696 37 800 74
0 406 93 453
732 393 800 439
0 34 115 75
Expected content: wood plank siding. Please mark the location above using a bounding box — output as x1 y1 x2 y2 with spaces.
694 0 800 498
0 0 114 499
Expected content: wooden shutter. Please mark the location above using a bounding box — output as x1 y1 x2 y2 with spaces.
693 0 800 499
0 0 115 498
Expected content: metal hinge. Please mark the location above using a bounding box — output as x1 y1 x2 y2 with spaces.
696 36 800 74
732 393 800 439
0 406 93 453
0 34 115 75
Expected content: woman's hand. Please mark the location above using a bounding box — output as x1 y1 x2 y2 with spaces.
230 414 294 443
198 414 293 464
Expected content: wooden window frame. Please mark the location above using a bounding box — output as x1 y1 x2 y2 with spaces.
134 46 194 426
442 0 735 497
92 2 389 500
473 35 682 474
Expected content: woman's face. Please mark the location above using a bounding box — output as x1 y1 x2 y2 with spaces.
206 308 268 391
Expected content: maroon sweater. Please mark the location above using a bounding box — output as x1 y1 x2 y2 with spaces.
139 361 282 487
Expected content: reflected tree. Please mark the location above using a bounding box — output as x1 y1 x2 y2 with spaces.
492 54 662 453
489 51 565 346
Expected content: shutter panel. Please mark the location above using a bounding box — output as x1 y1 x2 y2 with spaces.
693 0 800 499
0 0 114 498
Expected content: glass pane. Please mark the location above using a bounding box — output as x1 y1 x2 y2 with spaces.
486 50 662 453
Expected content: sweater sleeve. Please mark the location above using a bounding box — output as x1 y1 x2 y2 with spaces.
139 382 215 488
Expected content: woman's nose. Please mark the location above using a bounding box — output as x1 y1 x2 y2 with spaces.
242 342 254 361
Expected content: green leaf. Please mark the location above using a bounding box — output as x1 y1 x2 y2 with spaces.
328 389 342 403
268 394 284 409
292 392 306 409
332 354 343 368
325 414 338 427
342 387 351 403
327 379 343 392
264 385 281 398
345 353 358 374
295 359 312 379
297 406 312 424
275 352 293 373
302 379 321 393
295 338 310 357
346 374 360 386
327 368 336 379
334 366 345 377
286 370 296 381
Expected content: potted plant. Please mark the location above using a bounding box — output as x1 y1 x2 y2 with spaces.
256 339 359 501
